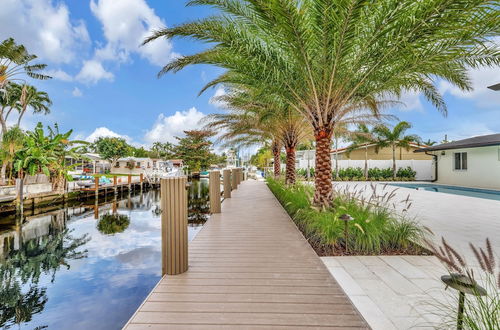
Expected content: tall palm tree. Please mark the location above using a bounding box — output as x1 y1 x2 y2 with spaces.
347 124 375 179
0 82 22 135
0 126 25 185
145 0 500 205
16 84 52 126
373 121 420 179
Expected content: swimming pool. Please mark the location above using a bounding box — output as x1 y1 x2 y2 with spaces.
389 183 500 201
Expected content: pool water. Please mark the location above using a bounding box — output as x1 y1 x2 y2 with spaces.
389 183 500 201
0 180 209 330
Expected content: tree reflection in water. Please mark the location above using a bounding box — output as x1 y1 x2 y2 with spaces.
0 212 90 329
97 214 131 235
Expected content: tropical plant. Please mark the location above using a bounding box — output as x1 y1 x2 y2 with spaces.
93 137 131 168
16 84 51 127
347 124 375 179
0 126 25 185
422 139 438 146
373 122 420 179
150 142 175 159
0 38 50 88
145 0 499 206
0 83 22 135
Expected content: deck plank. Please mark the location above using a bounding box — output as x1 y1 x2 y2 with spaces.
124 180 369 329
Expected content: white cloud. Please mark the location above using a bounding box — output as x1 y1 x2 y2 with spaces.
396 89 424 112
72 87 83 97
86 127 132 143
144 107 206 144
90 0 177 67
439 66 500 108
45 69 73 82
0 0 90 64
209 87 228 108
76 60 114 84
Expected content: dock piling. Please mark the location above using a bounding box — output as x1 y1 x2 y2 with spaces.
209 171 222 213
223 169 231 199
160 177 189 276
231 169 237 190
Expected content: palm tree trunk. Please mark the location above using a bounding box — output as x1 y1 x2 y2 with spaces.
285 147 296 185
334 137 339 180
271 141 281 178
0 162 7 185
364 146 368 179
313 130 333 206
392 144 396 179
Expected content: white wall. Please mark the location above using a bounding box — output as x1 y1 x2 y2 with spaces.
436 146 500 189
297 159 433 180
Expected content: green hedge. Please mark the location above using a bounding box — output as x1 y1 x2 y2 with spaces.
266 177 426 255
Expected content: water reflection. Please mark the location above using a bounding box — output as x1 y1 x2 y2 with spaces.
0 180 209 329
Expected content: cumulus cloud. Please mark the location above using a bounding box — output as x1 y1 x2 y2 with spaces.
0 0 90 64
439 66 500 108
144 107 206 144
72 87 83 97
76 60 114 84
90 0 177 66
85 127 132 143
396 89 424 112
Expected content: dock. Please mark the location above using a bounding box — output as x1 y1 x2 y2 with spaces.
125 180 368 329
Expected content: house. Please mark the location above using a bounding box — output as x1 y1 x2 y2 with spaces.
296 142 434 180
415 133 500 189
66 153 110 175
111 157 155 175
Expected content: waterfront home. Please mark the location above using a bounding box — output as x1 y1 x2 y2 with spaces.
66 153 110 174
296 143 434 180
415 133 500 189
112 157 156 175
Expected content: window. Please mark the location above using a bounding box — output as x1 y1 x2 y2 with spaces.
454 152 467 170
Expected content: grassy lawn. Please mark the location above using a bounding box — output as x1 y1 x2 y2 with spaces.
266 177 428 256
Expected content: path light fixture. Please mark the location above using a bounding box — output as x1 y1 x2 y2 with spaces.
441 273 487 330
339 214 354 253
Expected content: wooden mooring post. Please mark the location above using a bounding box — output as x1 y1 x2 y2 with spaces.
209 171 221 213
223 169 231 199
140 173 144 192
231 168 237 190
160 177 189 276
94 176 99 200
113 176 118 195
15 178 24 217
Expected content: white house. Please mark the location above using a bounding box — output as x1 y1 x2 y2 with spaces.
111 157 157 175
415 133 500 189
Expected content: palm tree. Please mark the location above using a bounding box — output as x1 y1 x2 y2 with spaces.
145 0 500 205
347 124 375 179
373 121 420 179
422 139 438 146
0 126 25 185
16 84 52 126
0 38 50 88
0 82 22 135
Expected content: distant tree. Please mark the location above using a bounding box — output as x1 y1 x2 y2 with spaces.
93 137 131 168
131 146 149 158
174 130 217 171
373 122 420 179
347 124 375 179
422 139 438 146
150 142 175 159
16 84 51 126
250 147 272 170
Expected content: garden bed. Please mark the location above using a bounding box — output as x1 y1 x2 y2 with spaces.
266 178 430 256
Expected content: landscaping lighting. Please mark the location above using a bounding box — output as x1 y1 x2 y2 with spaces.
441 273 487 330
339 214 354 253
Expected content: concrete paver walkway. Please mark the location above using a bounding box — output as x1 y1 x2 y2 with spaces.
125 180 368 329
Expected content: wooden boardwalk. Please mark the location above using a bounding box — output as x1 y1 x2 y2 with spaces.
125 180 369 329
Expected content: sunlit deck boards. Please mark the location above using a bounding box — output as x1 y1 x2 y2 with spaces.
124 180 369 329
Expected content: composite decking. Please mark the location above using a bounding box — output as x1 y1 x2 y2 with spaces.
124 180 369 329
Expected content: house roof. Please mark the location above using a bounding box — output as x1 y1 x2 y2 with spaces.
415 133 500 152
332 142 426 154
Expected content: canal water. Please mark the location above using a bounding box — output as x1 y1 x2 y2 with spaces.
0 179 210 330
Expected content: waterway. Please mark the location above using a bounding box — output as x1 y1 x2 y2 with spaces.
0 179 209 330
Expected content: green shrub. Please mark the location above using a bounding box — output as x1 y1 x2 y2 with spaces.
296 168 314 178
396 166 417 179
336 167 363 180
266 177 426 255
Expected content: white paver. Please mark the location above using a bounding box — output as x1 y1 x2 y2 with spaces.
322 256 450 330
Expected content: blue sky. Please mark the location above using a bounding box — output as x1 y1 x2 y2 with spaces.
1 0 499 148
